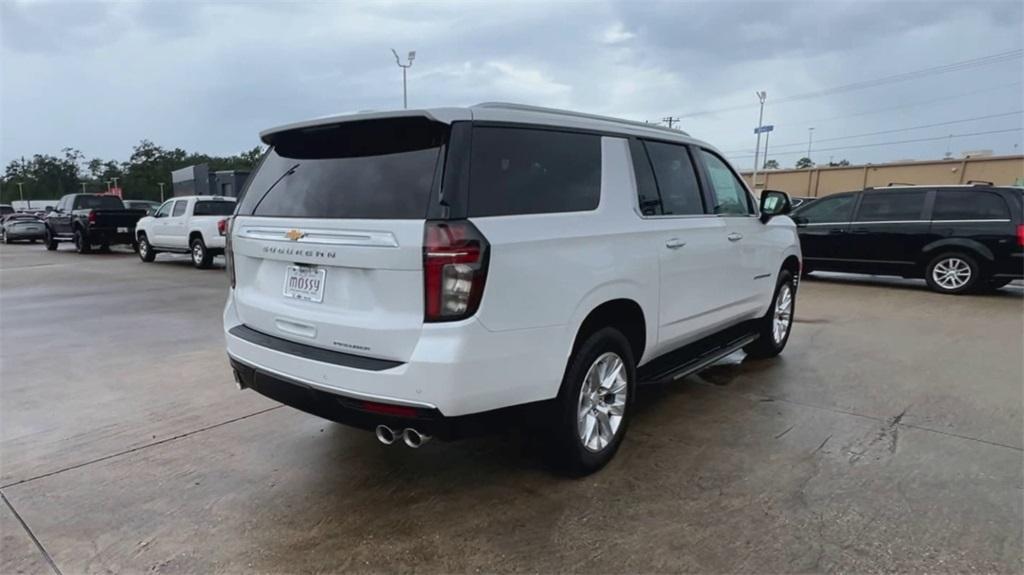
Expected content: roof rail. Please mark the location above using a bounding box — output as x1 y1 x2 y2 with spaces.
472 102 689 136
886 182 915 187
966 180 994 186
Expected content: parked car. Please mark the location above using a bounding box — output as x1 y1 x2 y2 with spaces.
792 184 1023 293
123 199 161 216
135 195 236 268
2 213 46 243
222 103 802 474
44 194 147 253
0 205 13 217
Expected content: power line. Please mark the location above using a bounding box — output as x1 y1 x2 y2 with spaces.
722 110 1023 153
727 128 1023 159
782 81 1022 129
678 49 1023 118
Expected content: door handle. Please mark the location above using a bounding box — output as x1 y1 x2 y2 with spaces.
665 238 686 249
727 232 743 242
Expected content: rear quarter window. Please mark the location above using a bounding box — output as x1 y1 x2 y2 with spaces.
468 127 601 217
932 191 1009 220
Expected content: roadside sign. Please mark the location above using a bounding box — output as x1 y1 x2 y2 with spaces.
754 125 775 134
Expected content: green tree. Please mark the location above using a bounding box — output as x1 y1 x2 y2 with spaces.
795 157 814 169
763 159 779 169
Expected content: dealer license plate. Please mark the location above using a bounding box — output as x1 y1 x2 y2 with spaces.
283 265 326 303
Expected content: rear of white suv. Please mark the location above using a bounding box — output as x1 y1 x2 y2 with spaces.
225 104 800 474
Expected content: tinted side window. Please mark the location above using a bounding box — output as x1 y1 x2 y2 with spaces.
629 140 662 215
468 127 601 217
856 191 927 222
644 141 703 215
172 200 187 217
796 194 857 223
699 150 753 215
933 191 1009 220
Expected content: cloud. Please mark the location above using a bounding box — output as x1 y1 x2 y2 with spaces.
1 0 1022 170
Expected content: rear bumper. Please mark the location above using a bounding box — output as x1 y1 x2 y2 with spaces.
229 357 543 440
223 292 568 418
5 228 45 239
993 253 1023 279
86 228 135 245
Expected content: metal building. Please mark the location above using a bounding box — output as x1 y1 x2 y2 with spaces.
171 164 250 198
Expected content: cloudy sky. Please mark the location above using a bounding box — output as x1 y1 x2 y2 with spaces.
2 0 1022 170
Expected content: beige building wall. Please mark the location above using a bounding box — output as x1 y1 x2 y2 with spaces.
742 155 1024 197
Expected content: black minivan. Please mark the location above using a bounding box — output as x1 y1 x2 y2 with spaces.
791 185 1023 294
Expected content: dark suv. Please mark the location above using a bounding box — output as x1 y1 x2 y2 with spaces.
792 185 1023 294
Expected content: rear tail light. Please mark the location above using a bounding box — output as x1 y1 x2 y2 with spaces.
1017 224 1024 247
224 217 235 288
423 220 489 322
87 210 96 224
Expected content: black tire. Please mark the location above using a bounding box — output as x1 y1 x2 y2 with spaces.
137 234 156 262
190 237 213 269
551 327 636 476
29 239 36 244
73 228 91 254
744 270 796 359
924 252 980 295
44 227 58 251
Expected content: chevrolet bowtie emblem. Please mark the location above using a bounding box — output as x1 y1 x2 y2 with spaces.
285 229 306 241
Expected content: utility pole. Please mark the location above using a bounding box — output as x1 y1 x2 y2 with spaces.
391 48 416 109
80 182 88 193
662 117 681 130
762 129 771 169
807 127 815 160
16 182 24 202
751 91 767 192
158 182 166 202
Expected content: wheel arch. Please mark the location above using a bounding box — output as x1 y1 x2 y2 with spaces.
188 230 205 244
920 239 994 269
569 299 647 368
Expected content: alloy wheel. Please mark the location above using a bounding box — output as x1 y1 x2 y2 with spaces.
932 257 971 290
773 283 793 344
192 243 204 265
577 352 628 452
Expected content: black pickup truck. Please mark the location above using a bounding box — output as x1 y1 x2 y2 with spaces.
44 194 147 253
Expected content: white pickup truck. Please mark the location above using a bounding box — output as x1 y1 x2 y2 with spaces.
135 195 236 268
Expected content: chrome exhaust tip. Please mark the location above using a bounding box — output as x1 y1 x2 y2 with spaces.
402 428 431 449
375 425 398 445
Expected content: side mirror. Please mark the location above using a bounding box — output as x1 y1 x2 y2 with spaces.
759 190 792 223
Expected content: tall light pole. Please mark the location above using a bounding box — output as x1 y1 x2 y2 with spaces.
80 182 88 193
16 182 24 202
391 48 416 109
807 127 815 161
763 129 771 169
751 91 767 192
158 182 166 202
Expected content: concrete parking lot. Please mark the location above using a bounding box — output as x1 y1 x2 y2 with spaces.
1 242 1021 574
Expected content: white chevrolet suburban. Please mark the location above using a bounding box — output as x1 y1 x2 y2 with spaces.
224 103 801 474
136 195 236 268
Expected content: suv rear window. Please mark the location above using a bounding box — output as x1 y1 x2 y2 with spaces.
75 195 124 210
933 190 1009 220
855 191 927 222
194 201 236 216
238 118 446 219
468 127 601 217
